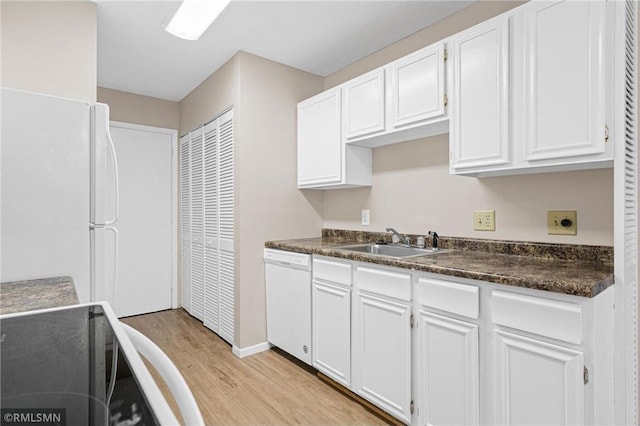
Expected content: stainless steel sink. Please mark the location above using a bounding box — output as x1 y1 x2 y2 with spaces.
337 243 447 258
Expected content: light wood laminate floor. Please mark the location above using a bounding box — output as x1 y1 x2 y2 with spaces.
122 309 387 425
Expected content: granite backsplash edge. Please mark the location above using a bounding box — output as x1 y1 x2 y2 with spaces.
321 228 614 266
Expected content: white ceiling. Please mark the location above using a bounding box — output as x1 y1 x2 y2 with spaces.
97 1 474 102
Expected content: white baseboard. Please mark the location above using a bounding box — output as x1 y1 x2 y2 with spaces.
232 341 272 358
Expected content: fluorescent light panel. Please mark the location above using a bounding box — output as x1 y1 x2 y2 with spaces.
165 0 231 41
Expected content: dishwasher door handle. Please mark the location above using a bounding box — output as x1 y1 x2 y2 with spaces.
266 260 300 268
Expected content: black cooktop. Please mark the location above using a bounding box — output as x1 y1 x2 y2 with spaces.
0 305 158 426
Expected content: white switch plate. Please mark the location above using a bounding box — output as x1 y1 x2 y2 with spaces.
361 209 370 226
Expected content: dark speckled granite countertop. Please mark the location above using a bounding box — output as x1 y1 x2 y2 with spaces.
265 230 614 298
0 276 79 315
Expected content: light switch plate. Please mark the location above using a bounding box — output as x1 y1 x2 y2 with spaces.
547 211 577 235
474 210 495 231
361 209 370 226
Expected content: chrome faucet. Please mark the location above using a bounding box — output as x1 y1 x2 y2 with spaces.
428 230 439 251
386 227 411 246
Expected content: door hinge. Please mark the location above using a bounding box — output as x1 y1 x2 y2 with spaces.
410 314 415 328
444 48 448 62
444 94 448 107
584 366 589 385
410 400 415 415
604 124 609 143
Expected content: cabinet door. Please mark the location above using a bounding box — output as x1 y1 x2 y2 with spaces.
298 88 342 187
495 330 584 425
353 291 411 423
312 280 351 387
523 0 607 162
344 69 385 139
391 43 446 128
450 17 510 171
417 311 479 426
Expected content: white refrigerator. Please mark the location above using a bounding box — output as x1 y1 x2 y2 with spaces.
1 88 119 305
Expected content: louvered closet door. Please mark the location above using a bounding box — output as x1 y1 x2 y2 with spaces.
615 1 639 424
203 121 220 333
180 134 192 313
189 128 205 321
218 110 235 344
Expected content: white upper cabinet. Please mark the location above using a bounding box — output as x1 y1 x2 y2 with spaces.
391 42 447 130
451 0 613 176
346 42 449 148
308 41 449 151
297 88 342 187
297 87 372 189
298 0 615 182
521 0 610 165
344 68 386 140
449 16 511 173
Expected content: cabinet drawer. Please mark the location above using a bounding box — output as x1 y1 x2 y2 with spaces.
356 266 411 301
416 277 479 319
492 290 582 344
313 257 352 286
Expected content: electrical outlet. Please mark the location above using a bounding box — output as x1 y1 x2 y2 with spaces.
474 210 495 231
361 209 370 226
547 211 577 235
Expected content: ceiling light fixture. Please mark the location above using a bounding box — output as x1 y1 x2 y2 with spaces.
164 0 231 41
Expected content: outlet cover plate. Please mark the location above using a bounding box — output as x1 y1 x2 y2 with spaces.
474 210 495 231
547 211 577 235
361 209 370 226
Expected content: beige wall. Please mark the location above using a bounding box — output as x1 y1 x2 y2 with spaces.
325 1 525 90
97 87 180 130
234 51 324 348
179 51 324 349
180 55 240 135
322 0 613 246
324 136 613 245
1 1 97 102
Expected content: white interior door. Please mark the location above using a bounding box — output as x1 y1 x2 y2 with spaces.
109 123 175 317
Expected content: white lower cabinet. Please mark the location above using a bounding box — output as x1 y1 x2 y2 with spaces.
415 313 479 426
312 257 353 387
304 256 613 425
414 275 480 426
352 266 413 422
353 290 412 423
312 280 351 386
494 330 584 425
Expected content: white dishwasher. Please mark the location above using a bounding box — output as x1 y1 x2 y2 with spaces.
264 248 312 365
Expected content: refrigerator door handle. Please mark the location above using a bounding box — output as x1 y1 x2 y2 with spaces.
105 225 119 303
105 126 120 226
